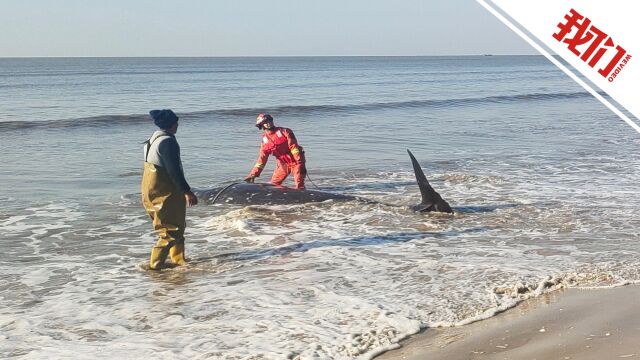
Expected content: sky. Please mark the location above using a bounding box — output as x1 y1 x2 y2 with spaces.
0 0 537 57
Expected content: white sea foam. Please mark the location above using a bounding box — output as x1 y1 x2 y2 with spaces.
1 197 637 360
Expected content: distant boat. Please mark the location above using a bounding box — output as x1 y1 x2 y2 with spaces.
483 54 493 56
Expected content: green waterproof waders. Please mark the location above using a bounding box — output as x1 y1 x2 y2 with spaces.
141 162 187 270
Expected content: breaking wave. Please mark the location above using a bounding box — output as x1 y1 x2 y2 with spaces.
0 91 601 130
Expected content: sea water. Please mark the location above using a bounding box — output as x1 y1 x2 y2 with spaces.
1 56 639 359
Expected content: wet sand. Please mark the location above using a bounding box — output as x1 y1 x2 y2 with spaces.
376 285 640 360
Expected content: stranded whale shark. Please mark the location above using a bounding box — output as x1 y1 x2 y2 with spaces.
194 150 453 214
406 149 453 213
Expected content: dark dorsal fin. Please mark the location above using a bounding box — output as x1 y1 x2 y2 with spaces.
407 149 453 214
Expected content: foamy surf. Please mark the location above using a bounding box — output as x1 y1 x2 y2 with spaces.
3 165 640 359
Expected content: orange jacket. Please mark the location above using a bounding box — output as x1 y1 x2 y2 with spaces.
250 127 304 177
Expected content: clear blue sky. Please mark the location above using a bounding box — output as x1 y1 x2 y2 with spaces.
0 0 536 57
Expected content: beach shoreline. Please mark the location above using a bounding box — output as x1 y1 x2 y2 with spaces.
376 285 640 360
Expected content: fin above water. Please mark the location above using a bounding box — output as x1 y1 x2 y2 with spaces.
407 149 453 214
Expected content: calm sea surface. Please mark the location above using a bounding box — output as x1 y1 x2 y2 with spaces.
1 57 639 359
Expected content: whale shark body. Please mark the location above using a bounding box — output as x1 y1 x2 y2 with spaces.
194 150 453 214
195 182 357 205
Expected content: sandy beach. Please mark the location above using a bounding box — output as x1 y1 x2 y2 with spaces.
377 285 640 360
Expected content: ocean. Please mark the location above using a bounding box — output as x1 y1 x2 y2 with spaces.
1 56 639 359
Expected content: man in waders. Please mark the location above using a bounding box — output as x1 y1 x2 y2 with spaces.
245 113 307 189
142 109 197 270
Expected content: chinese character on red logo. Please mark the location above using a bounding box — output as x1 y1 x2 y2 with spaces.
553 9 632 82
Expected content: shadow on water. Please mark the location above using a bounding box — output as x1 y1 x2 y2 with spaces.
194 227 490 264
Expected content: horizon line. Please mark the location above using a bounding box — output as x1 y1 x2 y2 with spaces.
0 53 543 59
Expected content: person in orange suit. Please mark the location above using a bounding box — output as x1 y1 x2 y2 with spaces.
245 113 307 189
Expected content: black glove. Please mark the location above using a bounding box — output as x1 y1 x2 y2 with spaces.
244 175 256 183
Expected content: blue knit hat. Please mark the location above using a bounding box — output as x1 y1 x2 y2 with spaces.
149 109 178 129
